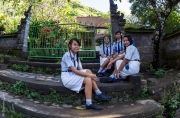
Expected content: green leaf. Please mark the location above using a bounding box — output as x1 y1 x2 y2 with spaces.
75 106 84 110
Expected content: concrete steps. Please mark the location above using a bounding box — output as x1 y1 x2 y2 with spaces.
0 89 163 118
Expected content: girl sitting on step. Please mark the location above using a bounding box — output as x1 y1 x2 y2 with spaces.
115 35 140 79
97 35 113 77
61 38 111 110
106 31 125 79
100 35 140 83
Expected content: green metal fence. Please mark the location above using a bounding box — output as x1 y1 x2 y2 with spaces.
28 23 96 59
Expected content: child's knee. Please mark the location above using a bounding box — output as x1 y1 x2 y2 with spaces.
86 69 92 73
84 77 92 84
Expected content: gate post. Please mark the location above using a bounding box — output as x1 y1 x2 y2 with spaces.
109 0 126 39
17 6 32 60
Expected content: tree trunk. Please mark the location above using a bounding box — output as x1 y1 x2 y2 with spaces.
152 19 166 69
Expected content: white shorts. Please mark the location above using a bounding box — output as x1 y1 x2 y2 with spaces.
116 60 140 79
100 57 108 66
61 69 87 93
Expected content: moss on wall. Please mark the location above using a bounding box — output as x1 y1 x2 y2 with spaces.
164 30 180 39
164 51 180 60
0 49 21 57
125 28 154 33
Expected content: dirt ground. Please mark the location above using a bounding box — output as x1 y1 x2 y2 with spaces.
141 68 180 86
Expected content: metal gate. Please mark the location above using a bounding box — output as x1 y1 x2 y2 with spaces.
28 23 96 59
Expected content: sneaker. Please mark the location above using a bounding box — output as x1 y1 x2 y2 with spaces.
95 93 112 101
86 104 103 110
99 77 113 83
97 73 104 77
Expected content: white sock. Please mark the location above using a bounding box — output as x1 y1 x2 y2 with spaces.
109 75 115 78
86 99 92 106
94 89 102 95
110 75 118 79
114 74 118 79
102 68 107 73
98 67 103 73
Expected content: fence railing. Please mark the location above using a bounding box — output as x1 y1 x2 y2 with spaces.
28 23 96 59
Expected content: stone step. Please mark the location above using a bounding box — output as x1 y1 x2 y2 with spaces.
0 89 163 118
0 69 131 94
0 69 144 98
0 114 6 118
29 58 100 63
6 59 100 69
0 64 7 70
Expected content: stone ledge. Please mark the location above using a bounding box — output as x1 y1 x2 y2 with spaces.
6 59 100 69
0 64 7 70
0 114 6 118
0 90 163 118
0 70 131 94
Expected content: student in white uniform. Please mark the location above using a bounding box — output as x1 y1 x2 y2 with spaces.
100 35 140 83
97 35 113 77
106 31 125 78
115 35 140 79
61 38 111 110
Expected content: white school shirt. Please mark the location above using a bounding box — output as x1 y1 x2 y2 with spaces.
99 43 113 56
112 39 124 53
124 45 140 61
61 51 82 71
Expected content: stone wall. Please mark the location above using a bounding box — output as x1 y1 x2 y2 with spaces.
0 34 18 49
125 31 153 62
0 6 31 59
163 33 180 68
125 30 180 68
0 34 22 57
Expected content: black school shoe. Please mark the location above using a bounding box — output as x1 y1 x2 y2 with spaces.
111 78 121 82
97 73 104 77
100 77 121 83
100 77 113 83
94 93 112 101
103 72 109 77
86 104 103 110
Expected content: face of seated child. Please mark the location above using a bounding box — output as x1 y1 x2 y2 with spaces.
115 33 121 40
123 37 130 47
70 40 80 54
104 36 109 45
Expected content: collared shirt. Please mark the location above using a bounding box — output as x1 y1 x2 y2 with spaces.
61 51 82 71
99 43 113 56
112 39 124 53
125 45 140 61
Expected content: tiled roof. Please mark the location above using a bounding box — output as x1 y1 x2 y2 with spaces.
76 16 110 27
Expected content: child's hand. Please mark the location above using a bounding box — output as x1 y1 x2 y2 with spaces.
113 54 118 58
107 62 112 69
88 74 97 81
107 56 112 60
115 72 120 79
